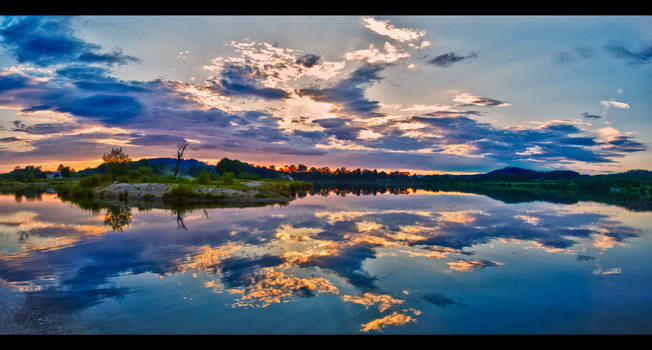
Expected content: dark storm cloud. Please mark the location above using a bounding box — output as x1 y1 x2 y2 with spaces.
313 118 362 141
54 66 112 81
73 80 149 93
0 73 29 91
582 112 602 119
603 136 647 153
296 54 321 67
605 43 652 65
427 52 478 68
297 64 386 118
0 16 138 67
207 64 290 100
57 94 143 124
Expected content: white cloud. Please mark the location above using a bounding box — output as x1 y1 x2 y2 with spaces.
362 17 426 43
600 100 630 109
345 42 410 64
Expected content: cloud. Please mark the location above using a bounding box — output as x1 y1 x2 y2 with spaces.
205 64 290 100
0 73 29 91
552 47 593 64
202 40 345 89
360 312 416 332
361 17 425 43
422 292 465 308
295 54 321 67
313 118 362 141
427 52 478 68
605 43 652 65
582 112 602 119
406 115 646 165
12 122 79 135
600 100 630 109
0 16 138 67
576 255 595 261
447 258 502 271
58 94 143 124
127 134 189 146
345 42 410 64
453 93 511 107
297 64 386 118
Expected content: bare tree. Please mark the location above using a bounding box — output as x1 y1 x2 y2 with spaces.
173 142 189 177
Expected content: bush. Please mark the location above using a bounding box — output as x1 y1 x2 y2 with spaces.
79 174 109 188
222 172 236 185
162 184 197 202
197 171 211 185
238 172 261 180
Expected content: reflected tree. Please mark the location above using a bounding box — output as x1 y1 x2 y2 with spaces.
103 206 133 232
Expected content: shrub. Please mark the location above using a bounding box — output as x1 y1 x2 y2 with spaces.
162 185 197 202
197 171 211 185
222 172 236 185
238 172 261 180
118 190 129 201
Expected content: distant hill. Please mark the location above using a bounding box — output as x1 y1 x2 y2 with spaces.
486 167 539 175
146 158 214 171
75 157 215 177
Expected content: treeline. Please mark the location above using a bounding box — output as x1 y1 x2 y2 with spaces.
420 167 652 195
0 164 73 182
274 164 417 183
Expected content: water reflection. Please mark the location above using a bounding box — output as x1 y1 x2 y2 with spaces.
0 188 651 333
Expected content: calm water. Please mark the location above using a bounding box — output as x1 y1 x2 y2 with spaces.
1 189 651 334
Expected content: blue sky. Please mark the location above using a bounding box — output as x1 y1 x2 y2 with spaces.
0 16 650 173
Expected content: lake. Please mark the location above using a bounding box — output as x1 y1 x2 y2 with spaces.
1 188 651 334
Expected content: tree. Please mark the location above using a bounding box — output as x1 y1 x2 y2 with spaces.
215 158 246 176
57 164 72 177
174 142 189 177
102 147 131 179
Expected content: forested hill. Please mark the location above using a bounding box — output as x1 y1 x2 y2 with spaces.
420 166 652 192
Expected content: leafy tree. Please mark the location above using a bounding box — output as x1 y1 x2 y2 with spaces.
102 147 131 179
57 164 73 177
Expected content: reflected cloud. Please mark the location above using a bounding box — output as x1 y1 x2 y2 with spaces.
447 259 503 272
360 311 416 332
206 265 339 308
342 292 404 312
0 189 648 332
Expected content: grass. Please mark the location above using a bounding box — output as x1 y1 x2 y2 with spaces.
2 170 313 205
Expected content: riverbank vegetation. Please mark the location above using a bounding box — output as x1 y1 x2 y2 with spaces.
2 147 651 208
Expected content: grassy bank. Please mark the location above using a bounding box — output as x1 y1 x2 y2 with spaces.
54 173 312 204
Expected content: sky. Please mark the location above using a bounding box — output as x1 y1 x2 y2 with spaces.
0 15 651 174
